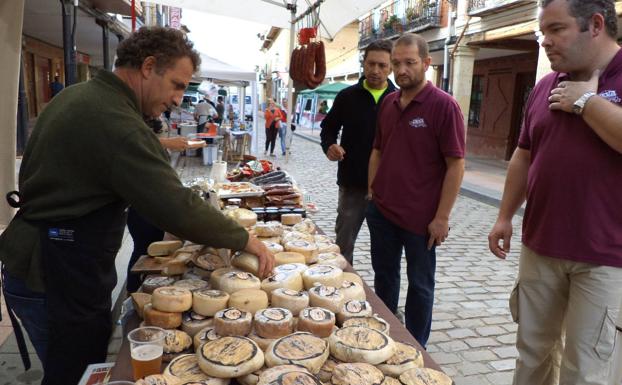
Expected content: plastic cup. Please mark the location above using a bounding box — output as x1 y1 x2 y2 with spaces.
127 326 165 380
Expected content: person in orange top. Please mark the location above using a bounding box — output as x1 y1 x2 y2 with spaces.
264 99 283 156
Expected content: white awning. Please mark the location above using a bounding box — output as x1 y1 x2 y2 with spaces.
197 53 257 83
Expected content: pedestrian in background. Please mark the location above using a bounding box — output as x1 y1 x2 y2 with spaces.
264 99 282 157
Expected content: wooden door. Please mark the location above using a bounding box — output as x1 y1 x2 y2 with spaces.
480 70 514 145
506 72 536 160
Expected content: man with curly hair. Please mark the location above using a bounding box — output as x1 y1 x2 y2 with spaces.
0 27 274 385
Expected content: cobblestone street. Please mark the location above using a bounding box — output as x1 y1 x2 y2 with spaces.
178 128 525 385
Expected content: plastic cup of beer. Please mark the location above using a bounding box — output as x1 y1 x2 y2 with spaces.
127 326 165 380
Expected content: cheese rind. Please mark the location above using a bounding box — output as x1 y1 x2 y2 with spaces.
192 289 230 317
297 307 336 338
131 292 152 319
254 308 294 339
232 252 261 276
398 368 452 385
193 326 220 351
214 307 253 336
219 271 261 294
181 312 214 337
265 332 330 374
174 279 209 292
143 275 177 294
329 326 395 365
281 213 303 226
302 265 343 290
308 285 344 314
340 281 366 302
342 315 390 335
270 288 310 315
274 251 306 266
317 252 348 270
257 365 319 385
284 240 318 264
148 240 183 256
331 363 386 385
377 342 424 378
143 304 182 329
260 272 304 299
228 289 269 315
198 336 265 378
152 286 193 313
254 221 284 237
337 300 373 325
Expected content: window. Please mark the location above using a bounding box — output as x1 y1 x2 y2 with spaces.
468 75 484 127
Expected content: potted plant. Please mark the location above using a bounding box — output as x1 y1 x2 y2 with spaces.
385 15 401 33
405 7 417 22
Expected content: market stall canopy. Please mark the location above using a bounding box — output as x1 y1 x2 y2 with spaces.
197 53 257 84
298 82 349 99
147 0 387 38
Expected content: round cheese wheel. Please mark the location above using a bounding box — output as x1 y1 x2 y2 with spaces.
134 374 180 385
260 272 304 299
282 230 315 244
281 213 303 226
337 300 372 325
193 289 230 317
382 376 401 385
331 363 385 385
317 356 342 383
184 267 212 280
152 286 193 313
302 265 343 290
254 221 284 237
340 281 366 302
341 272 363 287
308 285 344 314
265 332 329 374
214 307 253 336
144 304 182 329
131 292 152 319
254 308 294 339
173 279 209 292
194 253 227 273
313 234 333 244
273 263 308 276
228 289 269 315
143 275 177 294
232 252 262 276
226 208 258 227
248 329 276 351
342 315 390 335
270 288 310 315
163 329 193 355
262 241 284 254
193 325 220 351
377 342 424 378
284 240 318 264
198 336 265 378
257 365 319 385
165 354 229 384
317 252 348 270
329 326 395 365
148 240 183 256
399 368 452 385
274 251 306 266
238 369 263 385
297 307 336 338
210 267 243 289
182 311 213 337
219 271 261 294
316 242 341 255
292 219 316 234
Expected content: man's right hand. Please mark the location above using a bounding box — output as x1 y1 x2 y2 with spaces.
327 144 346 161
243 235 275 278
488 219 513 259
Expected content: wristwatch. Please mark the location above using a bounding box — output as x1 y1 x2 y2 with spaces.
572 91 596 115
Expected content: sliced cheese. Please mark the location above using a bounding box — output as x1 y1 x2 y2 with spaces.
274 251 306 266
228 289 269 315
214 307 253 336
398 368 452 385
260 272 304 299
302 265 343 290
331 363 385 385
337 300 372 325
308 285 344 314
254 308 294 339
142 275 177 294
198 336 265 378
281 213 303 226
284 240 318 264
173 279 209 292
297 307 336 338
329 326 395 364
265 332 329 374
152 286 193 313
317 252 348 270
270 288 310 315
193 289 230 317
377 342 424 378
342 315 390 335
131 292 152 319
148 240 183 256
219 271 261 294
144 304 182 329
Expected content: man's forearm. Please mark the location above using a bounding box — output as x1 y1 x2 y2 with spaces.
368 149 381 193
434 158 464 220
497 148 530 221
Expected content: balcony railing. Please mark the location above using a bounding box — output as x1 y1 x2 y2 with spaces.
468 0 537 17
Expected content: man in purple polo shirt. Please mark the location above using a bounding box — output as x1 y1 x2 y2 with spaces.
488 1 622 384
367 33 465 346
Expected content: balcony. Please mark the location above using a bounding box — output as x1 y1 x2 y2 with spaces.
402 0 442 34
468 0 537 17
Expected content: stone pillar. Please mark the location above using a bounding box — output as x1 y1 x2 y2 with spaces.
451 45 478 129
535 38 552 83
0 0 24 227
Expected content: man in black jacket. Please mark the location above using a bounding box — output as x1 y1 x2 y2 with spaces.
320 39 396 264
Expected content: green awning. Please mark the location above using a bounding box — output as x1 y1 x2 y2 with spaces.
298 82 349 99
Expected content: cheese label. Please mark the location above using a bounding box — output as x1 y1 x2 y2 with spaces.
262 308 286 321
335 326 389 350
345 301 364 313
282 288 304 296
309 266 335 276
290 240 310 247
341 281 355 288
223 308 244 320
315 286 338 297
273 334 327 360
307 308 330 321
277 371 322 385
233 272 253 280
269 273 289 282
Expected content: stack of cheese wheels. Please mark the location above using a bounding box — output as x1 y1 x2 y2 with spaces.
340 281 366 302
184 266 211 280
329 326 395 364
131 292 152 319
317 252 348 270
148 286 192 326
297 307 336 338
399 368 452 385
142 275 177 294
318 356 342 383
377 342 424 377
181 311 213 337
270 288 309 316
210 267 243 289
316 241 341 254
254 221 284 237
281 213 303 226
302 265 343 290
193 288 230 317
143 303 182 329
173 278 209 292
162 329 193 361
147 240 183 256
284 240 318 264
214 307 253 336
193 325 220 351
274 251 306 266
260 272 304 299
198 336 265 378
164 354 230 384
265 332 330 374
262 241 284 254
292 219 316 234
337 300 373 325
273 263 308 276
194 252 227 274
308 285 344 314
232 252 262 276
254 308 294 339
331 363 386 385
342 315 390 335
225 208 258 228
229 289 269 314
219 272 261 294
257 365 320 385
248 328 276 352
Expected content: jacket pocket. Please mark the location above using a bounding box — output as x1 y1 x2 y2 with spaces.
509 280 519 323
594 307 617 360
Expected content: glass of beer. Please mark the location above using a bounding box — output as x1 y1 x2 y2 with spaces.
127 326 165 380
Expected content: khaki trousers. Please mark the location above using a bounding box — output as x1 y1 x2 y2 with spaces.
512 246 622 385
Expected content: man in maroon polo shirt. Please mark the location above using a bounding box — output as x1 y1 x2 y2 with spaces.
488 1 622 384
367 33 465 347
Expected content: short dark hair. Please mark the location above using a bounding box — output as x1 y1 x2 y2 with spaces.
115 26 201 74
394 33 430 59
217 96 224 102
364 39 393 61
541 0 618 38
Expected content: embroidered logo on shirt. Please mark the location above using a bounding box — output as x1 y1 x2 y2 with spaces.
48 228 75 242
409 118 427 128
598 90 621 103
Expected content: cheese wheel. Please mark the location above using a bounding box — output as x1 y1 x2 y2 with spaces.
342 315 390 335
148 240 183 256
131 292 152 319
219 271 261 294
398 368 452 385
340 281 366 302
337 300 372 325
316 242 341 255
134 374 181 385
257 365 319 385
229 289 269 315
297 307 336 338
163 259 189 276
260 272 304 299
182 311 214 337
248 329 276 351
238 369 263 385
270 288 310 315
318 356 342 383
174 279 209 292
317 252 348 270
163 329 193 355
152 286 193 313
314 235 333 244
194 253 227 273
254 221 284 237
382 376 402 385
210 267 243 289
165 354 229 384
265 332 330 374
273 263 308 276
274 251 306 266
331 363 385 385
193 289 230 317
341 272 363 287
262 241 284 254
282 230 315 244
214 307 253 336
173 243 205 256
184 267 212 280
377 342 424 377
193 326 220 351
281 213 303 226
144 304 182 329
172 251 194 265
329 326 395 365
308 285 344 314
254 308 294 339
292 219 316 234
198 336 265 378
232 252 262 276
284 240 318 264
225 208 258 227
302 265 343 290
143 275 177 294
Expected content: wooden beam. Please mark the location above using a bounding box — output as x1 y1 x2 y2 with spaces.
469 39 538 51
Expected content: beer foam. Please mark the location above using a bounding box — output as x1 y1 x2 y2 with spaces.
131 344 163 361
